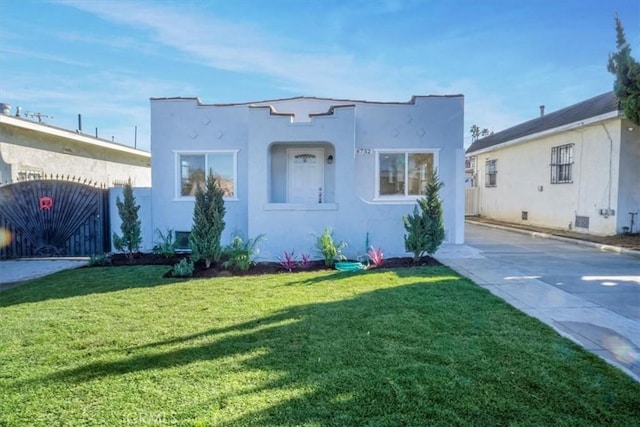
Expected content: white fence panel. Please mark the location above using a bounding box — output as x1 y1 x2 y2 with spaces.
465 187 479 216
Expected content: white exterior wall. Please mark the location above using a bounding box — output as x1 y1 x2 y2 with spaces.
150 96 464 261
617 120 640 232
0 142 151 187
0 115 150 187
246 104 358 260
350 97 465 255
474 117 637 236
149 99 249 252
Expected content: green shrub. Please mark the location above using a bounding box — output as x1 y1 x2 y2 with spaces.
88 253 110 267
189 175 226 269
112 178 142 259
221 234 266 271
403 168 445 262
152 229 177 258
315 227 347 267
172 258 194 277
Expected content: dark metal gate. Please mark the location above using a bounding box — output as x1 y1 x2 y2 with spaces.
0 178 109 259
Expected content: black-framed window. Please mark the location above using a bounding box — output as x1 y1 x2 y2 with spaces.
550 144 574 184
485 159 497 187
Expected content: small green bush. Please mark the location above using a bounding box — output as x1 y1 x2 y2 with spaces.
172 258 194 277
221 234 266 271
152 229 177 258
88 253 110 267
315 227 347 267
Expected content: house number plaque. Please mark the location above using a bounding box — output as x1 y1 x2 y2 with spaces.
355 148 371 155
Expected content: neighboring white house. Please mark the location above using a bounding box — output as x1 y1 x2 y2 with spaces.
465 91 640 236
0 106 151 187
0 105 152 258
146 95 465 260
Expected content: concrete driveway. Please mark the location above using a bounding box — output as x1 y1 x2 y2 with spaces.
437 222 640 381
0 259 88 292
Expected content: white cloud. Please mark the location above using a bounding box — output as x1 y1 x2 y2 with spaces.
55 0 427 100
48 0 537 147
0 47 90 68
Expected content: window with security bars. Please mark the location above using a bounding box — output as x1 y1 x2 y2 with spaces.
485 159 497 187
550 143 574 183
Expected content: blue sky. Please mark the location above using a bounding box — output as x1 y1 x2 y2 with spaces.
1 0 638 151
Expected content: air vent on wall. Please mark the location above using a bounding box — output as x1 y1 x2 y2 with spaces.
575 216 590 229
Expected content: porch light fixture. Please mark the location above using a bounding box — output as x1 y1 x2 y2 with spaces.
327 155 334 164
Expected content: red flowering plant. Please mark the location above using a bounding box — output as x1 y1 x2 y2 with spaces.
367 246 384 268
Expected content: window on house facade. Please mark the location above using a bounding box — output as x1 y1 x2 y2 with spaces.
550 143 574 184
485 159 497 187
376 150 436 199
465 156 475 170
176 151 237 199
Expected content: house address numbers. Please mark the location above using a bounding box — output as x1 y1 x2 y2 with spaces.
355 148 372 155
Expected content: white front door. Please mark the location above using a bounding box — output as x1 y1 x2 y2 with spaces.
287 148 324 204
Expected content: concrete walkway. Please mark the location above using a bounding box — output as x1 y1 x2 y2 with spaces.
436 222 640 381
0 259 88 292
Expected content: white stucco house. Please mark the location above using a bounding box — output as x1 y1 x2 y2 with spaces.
466 91 640 236
147 95 465 261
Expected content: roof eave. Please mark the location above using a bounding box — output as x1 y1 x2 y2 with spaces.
0 114 150 158
467 110 623 156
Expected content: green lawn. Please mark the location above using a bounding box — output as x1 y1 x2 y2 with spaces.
1 265 638 426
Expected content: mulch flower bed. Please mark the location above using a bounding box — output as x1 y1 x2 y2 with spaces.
107 253 441 279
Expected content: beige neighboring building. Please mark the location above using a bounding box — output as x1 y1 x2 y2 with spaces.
0 106 150 187
466 91 640 236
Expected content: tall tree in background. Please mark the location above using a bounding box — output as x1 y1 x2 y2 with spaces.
608 15 640 125
190 174 226 268
470 125 491 142
470 124 480 142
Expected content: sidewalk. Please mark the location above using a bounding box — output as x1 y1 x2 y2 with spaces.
435 222 640 382
0 259 88 292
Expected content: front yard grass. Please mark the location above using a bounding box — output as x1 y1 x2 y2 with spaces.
1 265 638 426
